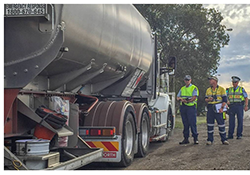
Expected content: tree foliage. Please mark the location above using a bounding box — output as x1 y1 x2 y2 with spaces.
134 4 230 113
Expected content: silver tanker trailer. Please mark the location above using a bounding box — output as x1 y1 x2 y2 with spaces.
4 4 176 169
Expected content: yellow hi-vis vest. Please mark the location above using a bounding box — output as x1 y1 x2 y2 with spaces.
206 86 226 104
228 87 244 103
180 85 199 106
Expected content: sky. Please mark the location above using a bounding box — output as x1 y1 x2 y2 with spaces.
204 3 250 97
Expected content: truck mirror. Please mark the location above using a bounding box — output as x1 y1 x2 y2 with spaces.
167 56 176 75
160 57 177 75
168 57 176 70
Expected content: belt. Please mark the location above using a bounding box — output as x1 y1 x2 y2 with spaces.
181 103 195 107
229 102 244 106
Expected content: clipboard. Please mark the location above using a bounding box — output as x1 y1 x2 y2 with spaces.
215 103 227 113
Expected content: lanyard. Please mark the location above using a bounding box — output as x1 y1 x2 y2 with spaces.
210 86 218 96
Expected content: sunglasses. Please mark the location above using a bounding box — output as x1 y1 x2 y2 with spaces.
232 81 238 83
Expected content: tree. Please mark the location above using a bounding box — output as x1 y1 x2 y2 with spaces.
134 4 230 114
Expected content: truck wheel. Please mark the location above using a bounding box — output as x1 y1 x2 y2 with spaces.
136 109 150 157
118 108 136 167
167 106 174 131
161 106 173 142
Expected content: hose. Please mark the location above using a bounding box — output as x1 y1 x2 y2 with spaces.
12 160 22 170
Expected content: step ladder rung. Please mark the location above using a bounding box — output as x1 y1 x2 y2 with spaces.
151 134 168 141
152 123 167 128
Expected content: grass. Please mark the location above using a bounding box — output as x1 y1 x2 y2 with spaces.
175 115 207 129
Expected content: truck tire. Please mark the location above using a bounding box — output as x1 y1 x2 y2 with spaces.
117 107 136 167
85 101 137 167
136 108 150 157
161 106 173 142
167 106 174 130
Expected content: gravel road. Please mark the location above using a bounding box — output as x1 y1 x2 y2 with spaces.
82 111 250 170
125 110 250 170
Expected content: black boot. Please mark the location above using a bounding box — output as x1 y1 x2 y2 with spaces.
179 138 189 145
194 137 199 144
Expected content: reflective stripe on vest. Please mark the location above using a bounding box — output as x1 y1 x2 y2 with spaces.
180 85 199 106
228 87 244 103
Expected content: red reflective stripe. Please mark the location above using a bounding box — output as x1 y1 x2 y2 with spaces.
134 74 143 88
86 141 96 148
102 142 118 151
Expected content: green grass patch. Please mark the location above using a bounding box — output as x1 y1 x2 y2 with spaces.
174 115 206 129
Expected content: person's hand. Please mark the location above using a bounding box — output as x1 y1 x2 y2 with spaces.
208 97 213 102
244 105 248 112
227 101 230 105
180 98 188 103
177 97 182 102
219 108 223 113
182 99 188 103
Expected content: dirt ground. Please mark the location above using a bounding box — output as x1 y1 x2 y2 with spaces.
125 110 250 170
82 111 250 170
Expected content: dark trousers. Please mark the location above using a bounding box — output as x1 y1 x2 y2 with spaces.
228 105 244 138
180 105 198 139
207 106 227 142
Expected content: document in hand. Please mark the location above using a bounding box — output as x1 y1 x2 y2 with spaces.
215 103 227 113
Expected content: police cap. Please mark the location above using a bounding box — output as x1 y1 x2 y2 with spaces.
231 76 241 82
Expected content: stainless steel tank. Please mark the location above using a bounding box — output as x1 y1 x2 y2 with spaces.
4 4 154 96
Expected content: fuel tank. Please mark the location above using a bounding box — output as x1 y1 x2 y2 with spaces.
4 4 154 96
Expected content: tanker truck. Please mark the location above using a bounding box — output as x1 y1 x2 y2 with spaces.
4 4 176 169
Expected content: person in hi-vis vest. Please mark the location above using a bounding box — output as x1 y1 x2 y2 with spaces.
177 75 199 145
205 76 229 145
227 76 248 140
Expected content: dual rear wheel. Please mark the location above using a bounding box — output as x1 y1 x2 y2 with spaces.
118 108 136 167
85 101 150 167
118 105 150 167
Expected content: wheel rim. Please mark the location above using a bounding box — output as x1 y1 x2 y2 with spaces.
141 114 148 149
125 114 134 156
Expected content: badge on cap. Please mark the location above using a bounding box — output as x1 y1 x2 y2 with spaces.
231 76 240 82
